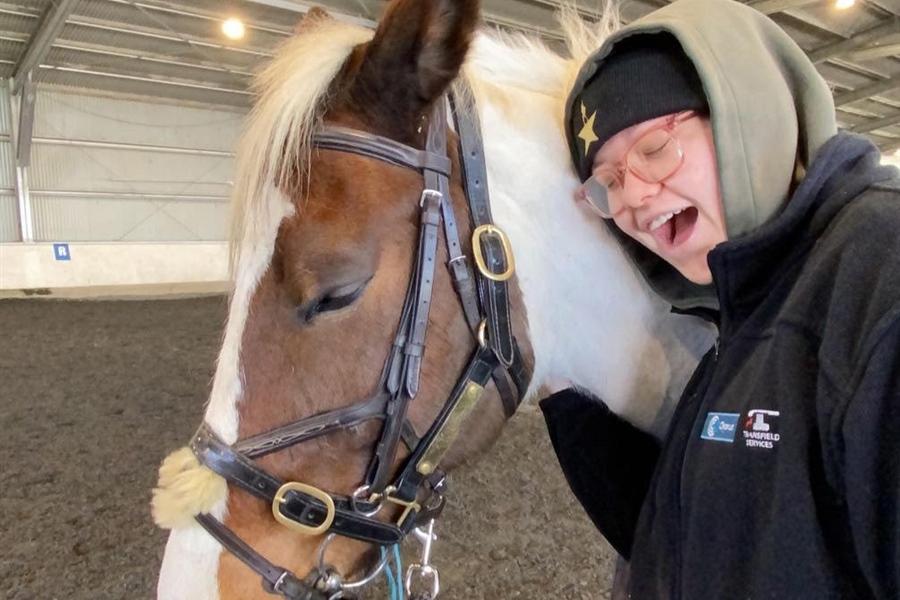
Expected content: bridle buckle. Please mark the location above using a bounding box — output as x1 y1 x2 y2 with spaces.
472 224 516 281
381 485 422 528
419 189 443 207
272 482 336 535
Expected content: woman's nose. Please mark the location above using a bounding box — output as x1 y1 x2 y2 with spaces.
618 171 662 209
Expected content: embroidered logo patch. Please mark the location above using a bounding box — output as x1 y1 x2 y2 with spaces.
742 409 781 449
700 412 740 443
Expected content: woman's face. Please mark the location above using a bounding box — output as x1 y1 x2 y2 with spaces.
591 113 726 284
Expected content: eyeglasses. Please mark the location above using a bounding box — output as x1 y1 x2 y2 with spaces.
577 111 698 219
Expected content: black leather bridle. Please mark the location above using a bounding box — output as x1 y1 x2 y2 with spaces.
189 86 531 600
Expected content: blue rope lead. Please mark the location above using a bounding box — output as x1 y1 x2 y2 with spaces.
381 545 404 600
393 544 405 600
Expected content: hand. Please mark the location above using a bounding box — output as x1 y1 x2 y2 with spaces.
541 375 573 396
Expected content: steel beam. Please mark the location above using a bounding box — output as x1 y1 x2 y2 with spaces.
807 21 899 64
496 0 608 21
749 0 821 15
241 0 377 28
878 138 900 153
851 111 900 134
44 65 250 95
243 0 565 39
31 136 234 157
11 0 79 94
833 76 900 107
847 42 900 63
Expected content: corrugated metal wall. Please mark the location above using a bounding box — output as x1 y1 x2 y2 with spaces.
5 87 245 242
0 84 18 242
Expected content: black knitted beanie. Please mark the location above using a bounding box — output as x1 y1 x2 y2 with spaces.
569 33 708 180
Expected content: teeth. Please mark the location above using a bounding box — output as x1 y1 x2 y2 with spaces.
649 208 684 232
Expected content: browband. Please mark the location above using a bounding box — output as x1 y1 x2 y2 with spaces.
313 126 452 175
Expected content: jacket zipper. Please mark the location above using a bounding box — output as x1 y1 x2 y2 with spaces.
673 336 720 600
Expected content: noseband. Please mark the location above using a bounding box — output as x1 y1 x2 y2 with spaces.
190 86 531 600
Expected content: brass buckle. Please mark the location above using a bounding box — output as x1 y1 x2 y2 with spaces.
476 319 487 348
271 482 336 536
380 485 421 528
472 224 515 282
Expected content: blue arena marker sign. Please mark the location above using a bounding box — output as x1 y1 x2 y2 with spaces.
53 243 71 261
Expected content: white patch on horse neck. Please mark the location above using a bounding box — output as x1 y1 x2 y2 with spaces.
464 34 714 433
158 525 223 600
466 34 570 96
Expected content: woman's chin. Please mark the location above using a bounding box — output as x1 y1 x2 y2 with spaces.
674 260 713 285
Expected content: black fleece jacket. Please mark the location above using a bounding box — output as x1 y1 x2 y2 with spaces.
541 133 900 600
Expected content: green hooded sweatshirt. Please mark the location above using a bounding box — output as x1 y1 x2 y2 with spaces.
565 0 838 310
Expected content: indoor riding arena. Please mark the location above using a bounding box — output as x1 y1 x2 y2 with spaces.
1 1 897 600
0 297 617 599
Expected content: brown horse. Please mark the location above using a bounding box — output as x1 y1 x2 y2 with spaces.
152 1 711 598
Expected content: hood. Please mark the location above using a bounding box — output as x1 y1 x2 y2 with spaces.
710 131 899 330
565 0 838 310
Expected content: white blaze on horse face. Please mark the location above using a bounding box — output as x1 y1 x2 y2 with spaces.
157 16 373 600
157 185 294 600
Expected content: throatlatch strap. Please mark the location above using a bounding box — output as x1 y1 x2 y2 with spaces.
450 87 531 412
450 90 517 370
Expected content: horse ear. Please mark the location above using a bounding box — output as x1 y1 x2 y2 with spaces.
294 6 331 35
351 0 479 115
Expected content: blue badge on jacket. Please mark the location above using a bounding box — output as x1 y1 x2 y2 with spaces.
700 412 740 443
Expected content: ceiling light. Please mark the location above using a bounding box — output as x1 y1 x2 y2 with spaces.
835 0 854 9
222 17 245 40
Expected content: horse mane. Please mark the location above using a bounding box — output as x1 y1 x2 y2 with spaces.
228 20 374 272
228 5 620 275
463 4 619 101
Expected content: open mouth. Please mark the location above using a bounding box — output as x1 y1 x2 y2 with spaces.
650 206 698 247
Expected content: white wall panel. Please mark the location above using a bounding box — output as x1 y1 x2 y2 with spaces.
28 88 241 242
29 145 232 197
30 194 228 242
33 91 245 151
0 242 230 298
0 141 13 191
0 194 19 242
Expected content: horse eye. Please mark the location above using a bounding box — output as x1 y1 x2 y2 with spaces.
299 278 371 324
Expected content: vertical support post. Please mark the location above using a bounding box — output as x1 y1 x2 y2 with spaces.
7 79 34 242
16 79 36 168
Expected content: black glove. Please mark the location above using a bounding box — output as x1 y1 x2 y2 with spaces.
540 388 660 560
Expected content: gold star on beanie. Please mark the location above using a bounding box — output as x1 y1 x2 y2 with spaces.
578 104 599 156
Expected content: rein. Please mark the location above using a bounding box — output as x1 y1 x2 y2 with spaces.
190 85 532 600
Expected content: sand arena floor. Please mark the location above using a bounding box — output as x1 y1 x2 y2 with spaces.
0 297 615 600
